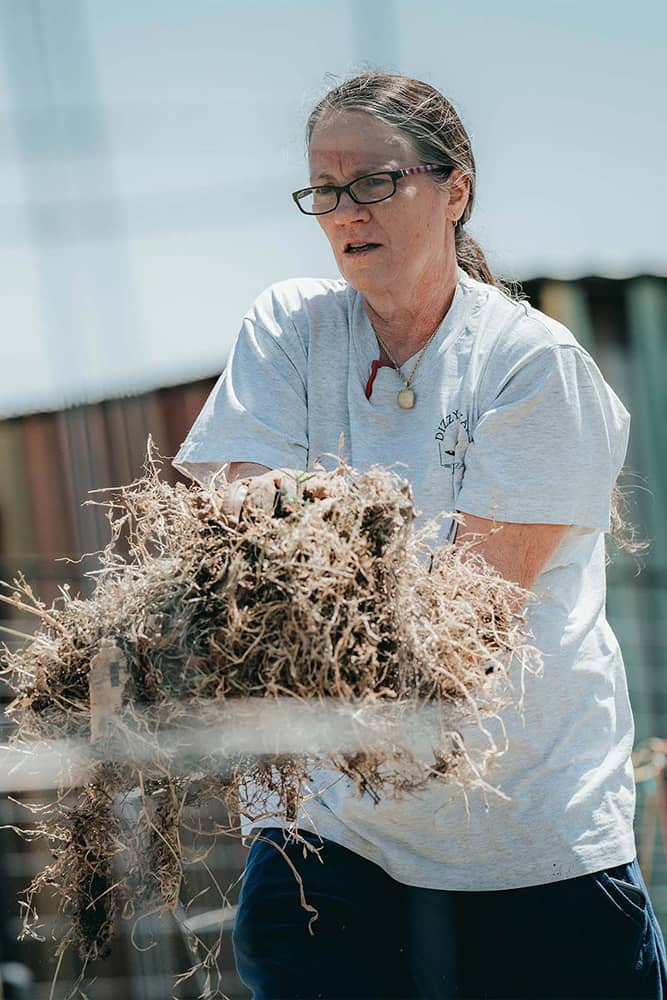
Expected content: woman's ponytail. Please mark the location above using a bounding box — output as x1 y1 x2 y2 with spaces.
454 225 497 287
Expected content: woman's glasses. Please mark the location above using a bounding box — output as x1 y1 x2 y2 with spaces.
292 163 452 216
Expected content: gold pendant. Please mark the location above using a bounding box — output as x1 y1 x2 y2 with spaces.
397 388 415 409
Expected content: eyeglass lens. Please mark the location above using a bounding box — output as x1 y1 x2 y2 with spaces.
299 173 396 215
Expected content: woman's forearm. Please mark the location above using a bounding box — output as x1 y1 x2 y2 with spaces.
226 462 271 482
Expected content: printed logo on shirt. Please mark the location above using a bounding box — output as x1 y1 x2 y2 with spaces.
435 409 469 470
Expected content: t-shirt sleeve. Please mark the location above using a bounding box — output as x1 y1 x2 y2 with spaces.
172 314 308 485
455 345 630 531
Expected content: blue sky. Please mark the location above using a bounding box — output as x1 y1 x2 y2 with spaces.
0 0 665 414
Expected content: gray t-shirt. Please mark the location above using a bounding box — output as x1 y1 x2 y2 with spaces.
174 267 635 891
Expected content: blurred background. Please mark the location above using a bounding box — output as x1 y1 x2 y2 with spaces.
0 0 665 996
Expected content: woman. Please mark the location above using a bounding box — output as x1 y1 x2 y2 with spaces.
174 73 667 998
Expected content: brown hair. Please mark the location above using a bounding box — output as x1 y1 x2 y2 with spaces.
306 71 501 290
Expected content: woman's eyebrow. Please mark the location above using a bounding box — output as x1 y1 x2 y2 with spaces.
310 164 396 184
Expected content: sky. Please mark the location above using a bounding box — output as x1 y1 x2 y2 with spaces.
0 0 665 415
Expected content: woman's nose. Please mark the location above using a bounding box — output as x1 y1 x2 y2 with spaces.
333 191 371 224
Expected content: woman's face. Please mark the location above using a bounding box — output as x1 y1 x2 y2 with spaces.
308 110 465 302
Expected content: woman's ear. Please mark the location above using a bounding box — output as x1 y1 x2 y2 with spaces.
447 168 471 223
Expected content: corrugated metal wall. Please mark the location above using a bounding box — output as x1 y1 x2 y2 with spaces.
1 275 666 995
524 276 667 928
0 381 255 999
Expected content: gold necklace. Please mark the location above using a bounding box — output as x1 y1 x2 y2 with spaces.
373 323 442 409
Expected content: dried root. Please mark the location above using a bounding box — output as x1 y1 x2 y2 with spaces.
1 447 539 995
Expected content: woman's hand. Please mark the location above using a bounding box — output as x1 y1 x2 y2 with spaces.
222 466 338 523
221 468 291 523
222 464 344 523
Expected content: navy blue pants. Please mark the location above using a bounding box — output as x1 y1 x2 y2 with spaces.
232 828 667 999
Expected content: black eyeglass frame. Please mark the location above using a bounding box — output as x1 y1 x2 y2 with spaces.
291 163 454 216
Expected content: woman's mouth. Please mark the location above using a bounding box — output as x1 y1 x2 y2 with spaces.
344 242 382 255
